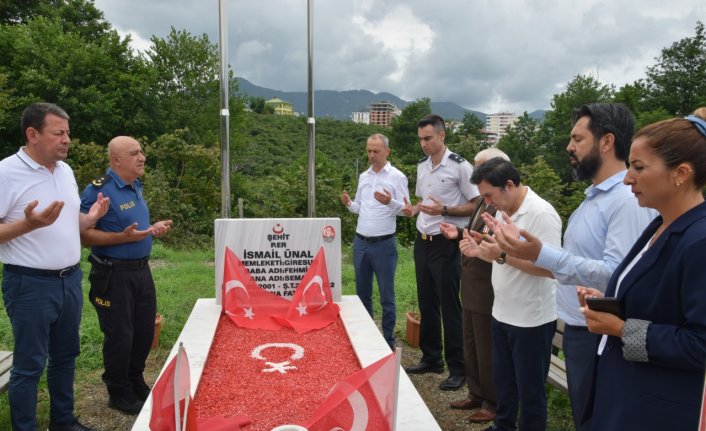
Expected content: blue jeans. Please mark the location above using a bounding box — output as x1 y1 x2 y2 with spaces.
492 318 556 431
2 267 83 431
352 235 397 349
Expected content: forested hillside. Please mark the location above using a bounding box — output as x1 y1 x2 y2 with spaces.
1 2 705 247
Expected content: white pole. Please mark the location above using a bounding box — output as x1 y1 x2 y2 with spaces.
306 0 316 217
218 0 231 218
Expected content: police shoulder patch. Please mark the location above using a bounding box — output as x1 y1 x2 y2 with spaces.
449 153 465 164
418 155 429 164
91 175 112 187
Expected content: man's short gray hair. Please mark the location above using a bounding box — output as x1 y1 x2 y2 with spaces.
474 148 510 165
368 133 390 148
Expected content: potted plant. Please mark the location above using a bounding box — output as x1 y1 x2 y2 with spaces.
152 313 163 349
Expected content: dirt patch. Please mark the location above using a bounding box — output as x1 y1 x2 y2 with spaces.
400 346 493 431
73 355 164 431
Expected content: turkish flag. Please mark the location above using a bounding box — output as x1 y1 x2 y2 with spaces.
150 343 191 431
150 343 252 431
280 247 340 333
222 246 290 330
306 349 400 431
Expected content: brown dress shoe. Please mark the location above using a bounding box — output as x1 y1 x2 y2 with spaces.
467 408 496 423
449 397 482 410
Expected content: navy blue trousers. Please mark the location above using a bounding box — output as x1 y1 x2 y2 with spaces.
563 324 600 431
352 235 397 350
492 318 556 431
2 267 83 431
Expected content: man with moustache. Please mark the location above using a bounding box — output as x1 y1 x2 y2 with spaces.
341 133 409 350
491 103 655 431
402 114 479 392
0 102 108 431
80 136 172 415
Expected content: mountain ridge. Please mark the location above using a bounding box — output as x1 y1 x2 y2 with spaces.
235 77 546 122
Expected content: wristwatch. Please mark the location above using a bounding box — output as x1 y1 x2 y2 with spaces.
495 251 507 264
441 205 448 217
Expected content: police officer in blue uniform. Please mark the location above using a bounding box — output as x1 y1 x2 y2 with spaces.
80 136 172 415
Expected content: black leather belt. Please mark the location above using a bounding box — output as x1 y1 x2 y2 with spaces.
418 232 445 241
356 233 394 243
96 257 150 271
564 324 589 332
4 263 79 278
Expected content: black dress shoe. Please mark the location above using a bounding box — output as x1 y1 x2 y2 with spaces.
48 417 96 431
439 374 466 391
404 362 444 374
109 393 144 415
133 381 152 401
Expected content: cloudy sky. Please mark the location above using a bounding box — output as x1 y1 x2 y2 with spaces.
93 0 704 114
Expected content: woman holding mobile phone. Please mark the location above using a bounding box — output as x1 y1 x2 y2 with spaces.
577 108 706 430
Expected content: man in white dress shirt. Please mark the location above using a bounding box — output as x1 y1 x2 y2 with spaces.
341 133 410 350
402 114 480 392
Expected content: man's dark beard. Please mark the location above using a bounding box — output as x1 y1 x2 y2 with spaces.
569 145 601 181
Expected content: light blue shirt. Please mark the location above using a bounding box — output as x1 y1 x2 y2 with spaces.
534 170 657 326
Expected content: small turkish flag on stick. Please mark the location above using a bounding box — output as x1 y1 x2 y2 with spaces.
306 349 401 431
222 246 290 330
281 246 340 333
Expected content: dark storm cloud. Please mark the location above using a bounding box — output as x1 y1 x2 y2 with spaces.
94 0 704 113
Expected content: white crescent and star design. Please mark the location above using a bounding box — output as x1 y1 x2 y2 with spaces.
296 275 328 316
224 279 255 319
251 343 305 374
325 389 370 431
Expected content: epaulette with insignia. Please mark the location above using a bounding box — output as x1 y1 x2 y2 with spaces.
91 175 112 188
449 153 465 164
418 155 429 164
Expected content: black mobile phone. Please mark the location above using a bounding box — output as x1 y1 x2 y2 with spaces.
586 297 624 319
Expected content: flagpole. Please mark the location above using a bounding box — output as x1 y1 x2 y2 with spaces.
218 0 231 218
392 348 401 431
306 0 316 217
174 343 185 431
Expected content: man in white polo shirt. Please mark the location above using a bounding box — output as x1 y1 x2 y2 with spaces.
0 102 108 431
341 133 409 350
460 157 561 431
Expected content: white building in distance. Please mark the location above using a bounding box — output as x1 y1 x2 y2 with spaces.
485 112 519 145
351 111 370 125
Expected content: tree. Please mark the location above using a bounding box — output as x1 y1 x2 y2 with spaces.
613 81 649 117
645 21 706 116
145 27 224 145
497 112 540 167
389 97 431 163
539 74 613 180
0 0 110 37
459 111 486 141
520 156 586 225
249 96 274 114
0 14 153 156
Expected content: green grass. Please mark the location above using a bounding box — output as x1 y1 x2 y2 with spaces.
0 244 572 430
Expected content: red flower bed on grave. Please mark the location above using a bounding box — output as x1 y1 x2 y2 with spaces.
193 313 362 431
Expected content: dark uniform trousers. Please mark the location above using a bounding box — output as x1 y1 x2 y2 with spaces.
413 233 464 375
89 258 156 398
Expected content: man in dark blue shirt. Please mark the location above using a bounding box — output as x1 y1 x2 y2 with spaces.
80 136 172 415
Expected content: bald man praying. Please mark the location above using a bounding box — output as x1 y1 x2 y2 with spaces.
80 136 172 415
